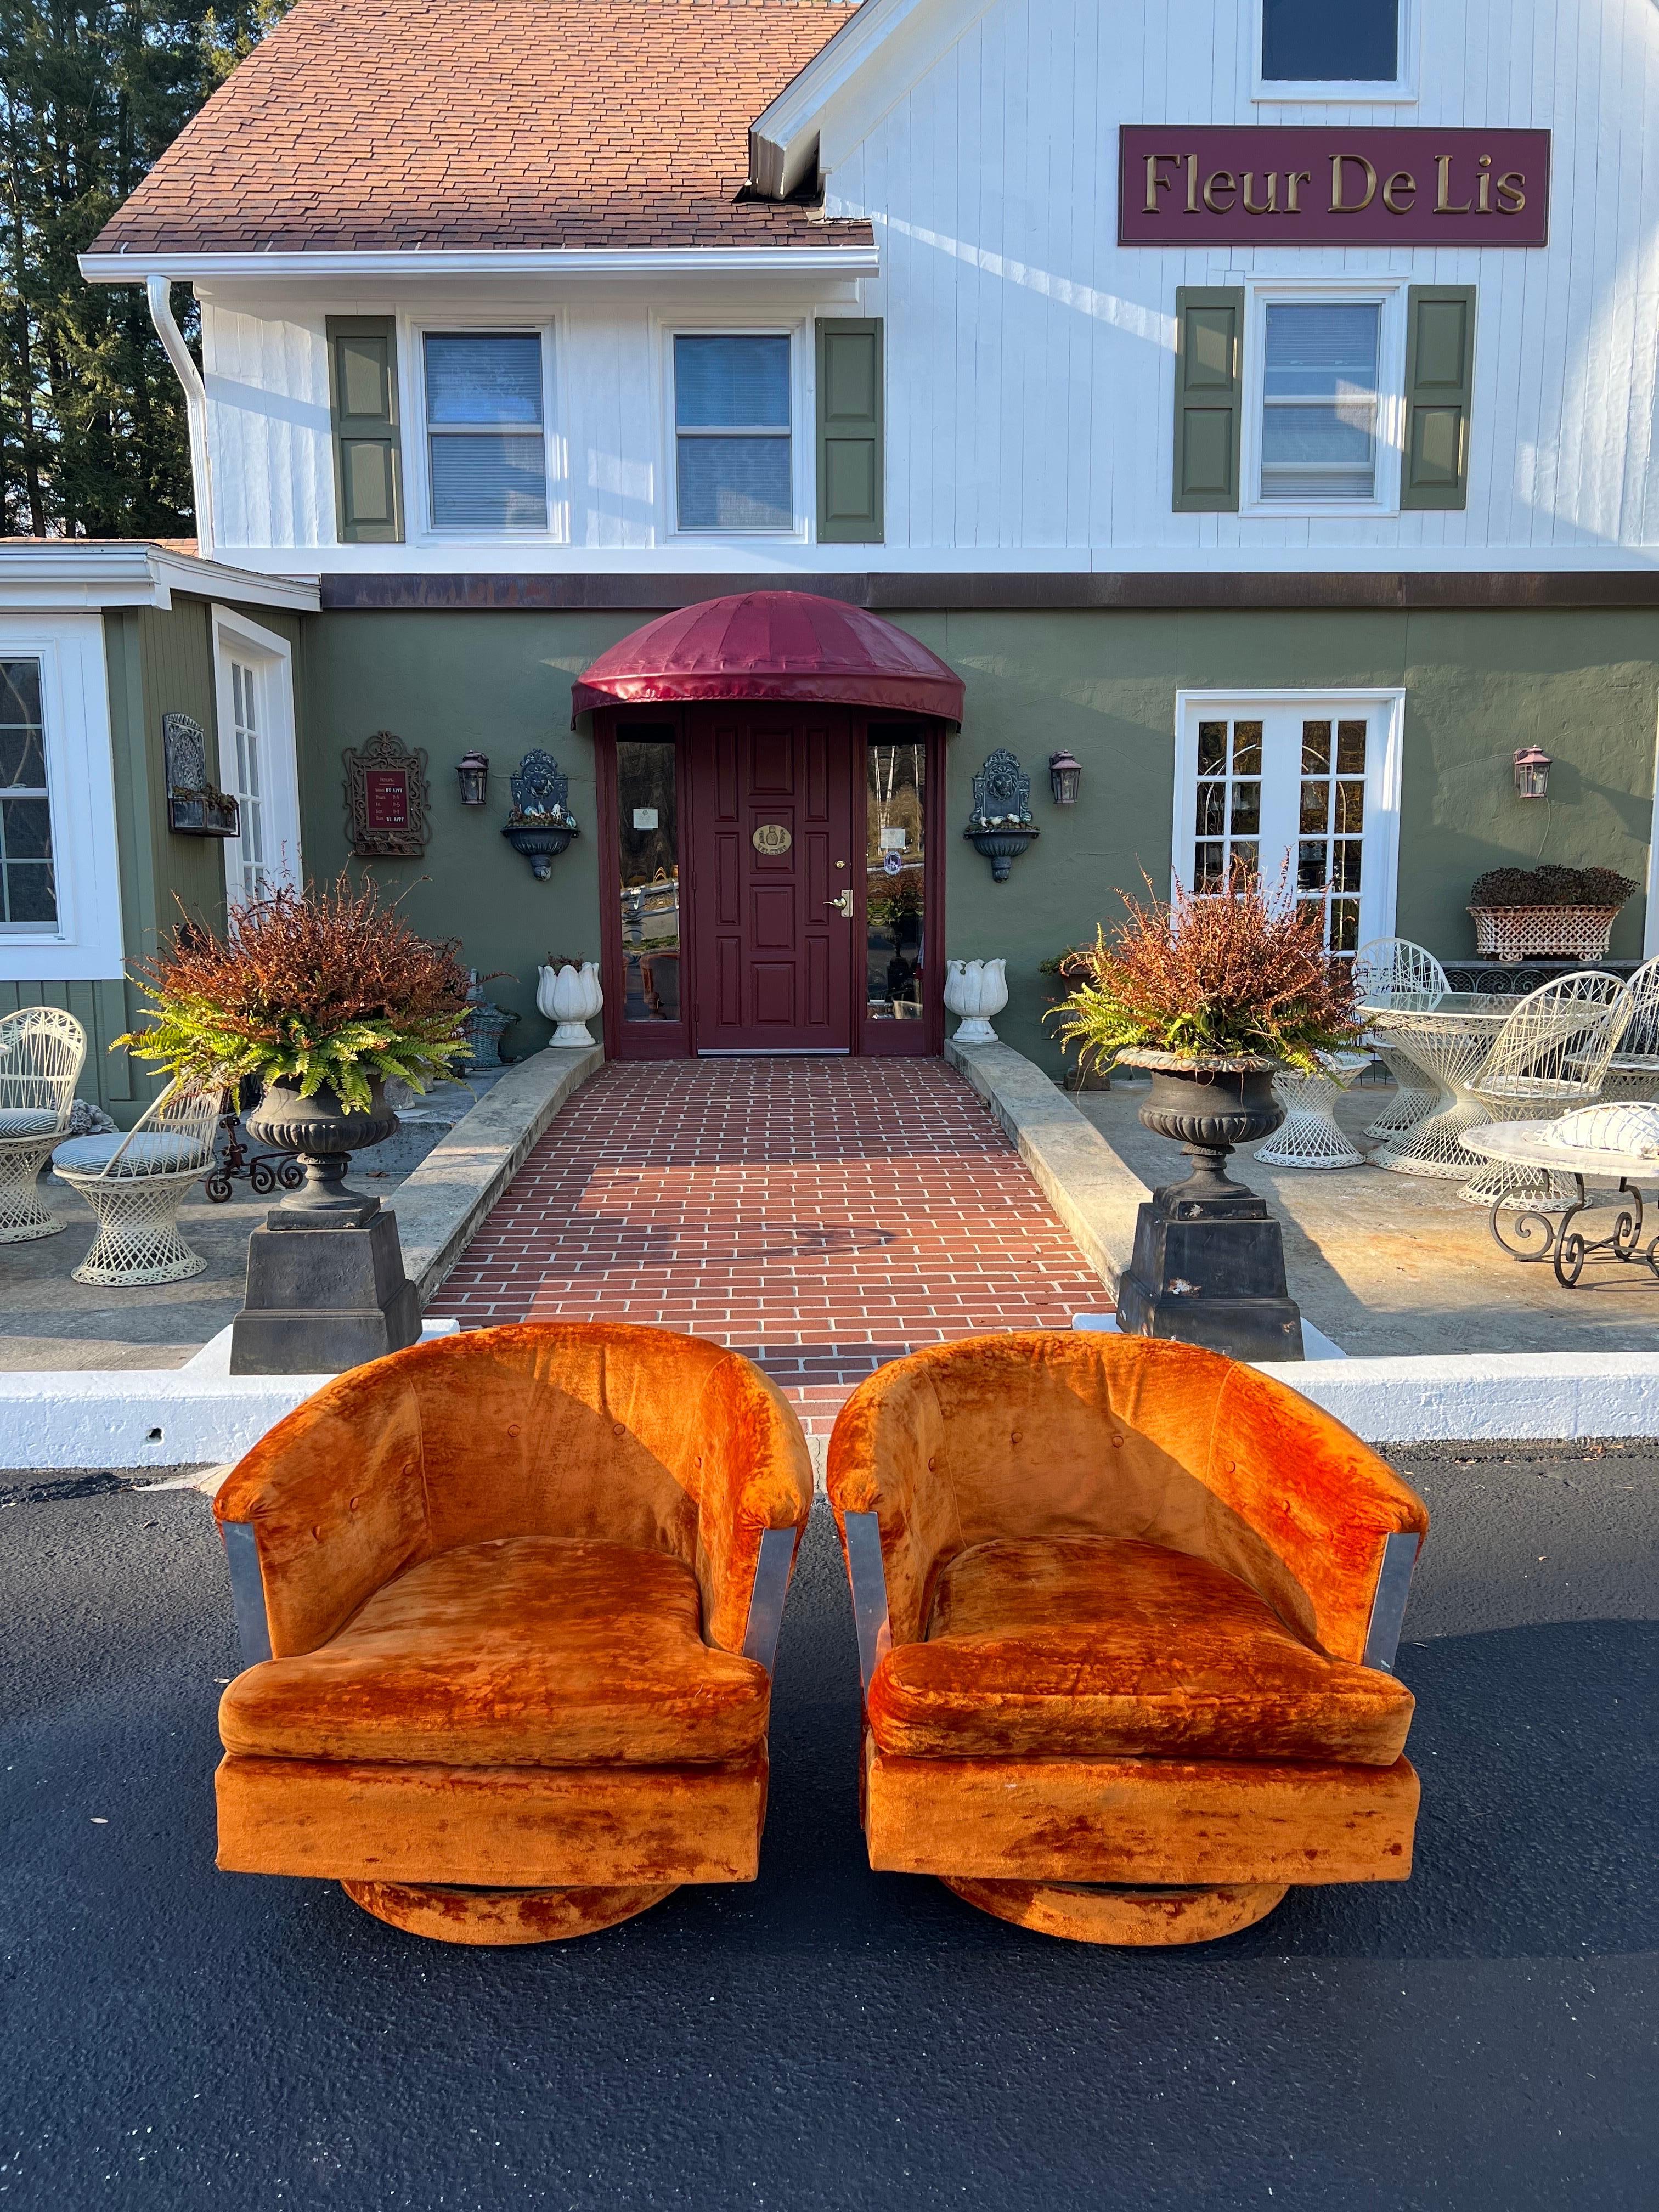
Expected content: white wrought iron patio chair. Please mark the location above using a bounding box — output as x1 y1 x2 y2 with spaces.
1463 970 1633 1207
1256 1049 1375 1169
1351 938 1447 1144
0 1006 88 1242
1595 956 1659 1100
53 1082 224 1285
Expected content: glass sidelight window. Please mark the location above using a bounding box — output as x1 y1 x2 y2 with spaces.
1178 696 1400 956
614 732 681 1024
865 730 927 1020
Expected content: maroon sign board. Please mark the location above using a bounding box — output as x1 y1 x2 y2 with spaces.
1119 127 1550 246
363 768 410 832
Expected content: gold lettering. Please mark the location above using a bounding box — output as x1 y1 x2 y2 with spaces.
1202 169 1237 213
1187 152 1199 213
1331 153 1377 213
1144 153 1178 213
1285 168 1312 213
1435 154 1472 213
1242 170 1278 216
1495 170 1526 212
1477 153 1493 213
1382 169 1417 215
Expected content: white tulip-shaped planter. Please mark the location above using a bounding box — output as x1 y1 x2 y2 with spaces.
944 957 1008 1043
536 961 604 1047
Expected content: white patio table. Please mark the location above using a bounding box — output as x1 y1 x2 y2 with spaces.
1465 1121 1659 1289
1359 991 1518 1184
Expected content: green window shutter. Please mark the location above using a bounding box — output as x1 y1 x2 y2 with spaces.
1172 288 1243 512
326 317 403 543
815 318 883 544
1402 286 1475 511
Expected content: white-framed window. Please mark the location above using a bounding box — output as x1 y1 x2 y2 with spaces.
1254 0 1415 100
422 330 549 531
1173 691 1404 956
213 606 301 906
1241 284 1404 515
671 331 795 533
0 614 123 981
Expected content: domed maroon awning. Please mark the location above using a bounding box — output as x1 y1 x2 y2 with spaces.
569 590 964 724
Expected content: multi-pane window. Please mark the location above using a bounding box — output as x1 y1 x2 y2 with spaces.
424 333 547 529
1261 0 1400 82
1261 303 1381 502
0 658 55 930
1296 718 1367 952
1182 700 1392 957
674 335 792 531
225 658 268 903
1193 718 1262 891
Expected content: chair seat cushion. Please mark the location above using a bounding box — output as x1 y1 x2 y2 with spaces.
866 1536 1413 1767
219 1537 770 1768
53 1132 211 1175
0 1106 60 1138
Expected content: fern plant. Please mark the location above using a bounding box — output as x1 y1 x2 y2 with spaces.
119 877 472 1111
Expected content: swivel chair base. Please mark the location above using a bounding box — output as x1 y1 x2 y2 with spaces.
341 1877 679 1946
942 1876 1288 1947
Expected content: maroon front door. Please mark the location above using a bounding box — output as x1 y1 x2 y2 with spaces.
686 704 856 1052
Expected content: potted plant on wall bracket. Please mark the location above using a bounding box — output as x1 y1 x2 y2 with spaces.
1048 865 1360 1363
503 749 579 878
963 749 1038 881
1467 864 1638 962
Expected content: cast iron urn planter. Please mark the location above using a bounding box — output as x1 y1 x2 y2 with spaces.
1113 1050 1304 1363
229 1075 421 1374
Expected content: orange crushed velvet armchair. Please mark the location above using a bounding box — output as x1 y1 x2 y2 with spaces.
213 1322 813 1946
827 1332 1430 1948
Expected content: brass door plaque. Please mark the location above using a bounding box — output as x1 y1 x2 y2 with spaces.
752 823 792 856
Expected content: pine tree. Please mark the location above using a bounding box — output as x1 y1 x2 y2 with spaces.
0 0 291 538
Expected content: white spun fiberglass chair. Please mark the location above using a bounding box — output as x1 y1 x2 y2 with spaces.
1596 956 1659 1101
0 1006 88 1242
1463 970 1633 1209
1256 1050 1375 1169
1352 939 1447 1144
54 1083 223 1285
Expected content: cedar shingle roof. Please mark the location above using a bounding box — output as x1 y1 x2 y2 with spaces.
90 0 869 256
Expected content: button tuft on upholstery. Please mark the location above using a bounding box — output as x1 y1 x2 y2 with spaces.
349 1496 360 1513
507 1424 520 1437
311 1526 323 1542
1110 1432 1125 1448
613 1422 625 1437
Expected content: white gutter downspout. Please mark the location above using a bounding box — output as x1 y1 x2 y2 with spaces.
146 275 215 558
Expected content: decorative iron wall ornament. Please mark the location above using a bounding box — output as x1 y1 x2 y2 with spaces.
343 730 431 859
964 748 1038 882
162 712 240 837
503 748 580 879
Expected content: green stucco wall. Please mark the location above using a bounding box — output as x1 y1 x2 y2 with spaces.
299 605 1659 1069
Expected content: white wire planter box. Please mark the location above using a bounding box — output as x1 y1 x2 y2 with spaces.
1468 906 1621 962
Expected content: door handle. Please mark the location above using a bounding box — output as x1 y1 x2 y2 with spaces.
824 891 854 918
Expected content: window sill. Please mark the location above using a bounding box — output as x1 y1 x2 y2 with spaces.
1251 83 1417 103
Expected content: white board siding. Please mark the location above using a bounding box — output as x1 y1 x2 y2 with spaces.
196 0 1659 569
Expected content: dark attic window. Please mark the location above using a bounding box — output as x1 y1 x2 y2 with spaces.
1261 0 1400 83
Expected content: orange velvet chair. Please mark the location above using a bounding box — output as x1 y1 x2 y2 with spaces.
213 1323 814 1946
827 1332 1429 1947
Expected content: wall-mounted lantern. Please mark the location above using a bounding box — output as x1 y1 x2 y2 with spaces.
1048 749 1082 806
455 752 490 806
1513 746 1553 799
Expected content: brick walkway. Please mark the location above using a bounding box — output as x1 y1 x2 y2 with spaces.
426 1058 1105 1435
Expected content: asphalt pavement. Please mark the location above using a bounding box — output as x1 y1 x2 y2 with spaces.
1 1441 1656 2210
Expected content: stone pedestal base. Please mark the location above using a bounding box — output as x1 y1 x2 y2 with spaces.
341 1879 678 1946
942 1877 1288 1946
229 1199 421 1375
1115 1177 1303 1364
